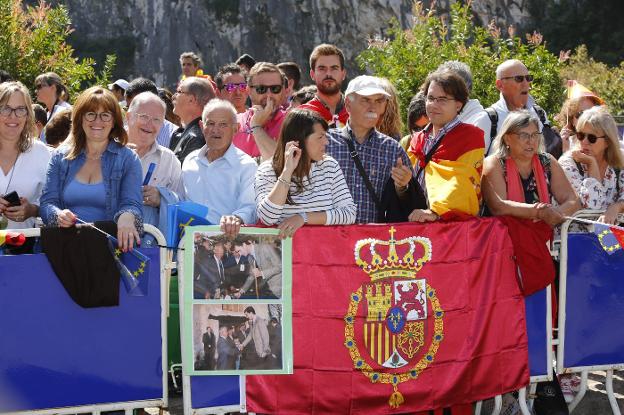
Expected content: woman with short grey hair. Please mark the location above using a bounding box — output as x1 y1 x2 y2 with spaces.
482 110 579 225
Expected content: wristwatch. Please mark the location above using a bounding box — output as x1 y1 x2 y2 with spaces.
300 212 308 224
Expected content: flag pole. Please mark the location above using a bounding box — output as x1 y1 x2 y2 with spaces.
564 216 624 232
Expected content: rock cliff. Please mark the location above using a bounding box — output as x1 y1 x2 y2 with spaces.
49 0 529 88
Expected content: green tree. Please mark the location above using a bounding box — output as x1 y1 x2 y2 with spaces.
0 0 114 101
357 1 564 133
560 45 624 116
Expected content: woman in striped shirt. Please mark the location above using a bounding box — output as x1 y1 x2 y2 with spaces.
255 109 356 238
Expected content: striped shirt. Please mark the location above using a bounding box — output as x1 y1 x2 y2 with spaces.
326 125 412 223
255 156 356 225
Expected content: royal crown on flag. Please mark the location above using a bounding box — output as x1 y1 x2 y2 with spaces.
354 227 432 282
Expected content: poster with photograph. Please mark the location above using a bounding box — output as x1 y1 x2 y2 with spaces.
183 226 292 375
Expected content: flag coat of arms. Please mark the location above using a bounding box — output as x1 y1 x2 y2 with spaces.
246 218 529 414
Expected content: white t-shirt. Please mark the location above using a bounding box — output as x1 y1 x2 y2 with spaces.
0 140 51 229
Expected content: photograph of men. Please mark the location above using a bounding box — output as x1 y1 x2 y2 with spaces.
192 231 284 300
192 303 283 373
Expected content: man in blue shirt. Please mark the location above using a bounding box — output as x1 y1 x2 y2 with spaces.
182 99 257 238
326 75 413 223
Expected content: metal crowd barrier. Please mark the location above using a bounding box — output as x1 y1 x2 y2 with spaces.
0 224 171 415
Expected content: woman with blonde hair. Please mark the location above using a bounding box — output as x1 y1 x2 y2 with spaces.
0 82 51 235
40 86 142 251
559 106 624 224
376 78 403 140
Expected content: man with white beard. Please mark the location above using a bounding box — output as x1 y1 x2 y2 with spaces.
326 76 414 223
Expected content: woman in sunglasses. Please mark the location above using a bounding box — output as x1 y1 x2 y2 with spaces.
40 87 143 251
34 72 71 125
0 82 51 243
482 110 579 225
255 109 356 238
559 107 624 224
555 94 603 153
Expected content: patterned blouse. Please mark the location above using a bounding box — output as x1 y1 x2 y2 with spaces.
559 152 624 210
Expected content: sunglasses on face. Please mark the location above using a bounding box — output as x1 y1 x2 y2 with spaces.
500 74 534 83
223 82 248 93
250 84 283 94
577 132 606 144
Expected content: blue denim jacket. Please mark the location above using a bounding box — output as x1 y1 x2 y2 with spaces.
40 141 144 230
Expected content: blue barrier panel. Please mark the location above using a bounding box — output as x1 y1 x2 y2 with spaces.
525 288 549 378
563 233 624 369
0 248 162 412
190 375 239 408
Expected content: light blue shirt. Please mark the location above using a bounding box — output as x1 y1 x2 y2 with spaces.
181 143 257 225
63 179 106 223
157 119 177 148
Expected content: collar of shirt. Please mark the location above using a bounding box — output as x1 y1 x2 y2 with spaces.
140 141 162 160
343 122 377 146
423 116 461 153
315 93 345 115
196 143 238 167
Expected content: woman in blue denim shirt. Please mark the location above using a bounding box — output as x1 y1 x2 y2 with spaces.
40 86 143 251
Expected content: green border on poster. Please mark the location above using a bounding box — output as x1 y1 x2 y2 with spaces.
182 225 293 376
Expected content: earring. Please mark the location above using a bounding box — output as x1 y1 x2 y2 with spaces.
505 144 510 150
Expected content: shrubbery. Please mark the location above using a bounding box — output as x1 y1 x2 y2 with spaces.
0 0 114 101
357 1 565 132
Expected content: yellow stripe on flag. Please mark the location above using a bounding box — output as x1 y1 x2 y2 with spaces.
377 323 382 364
385 328 390 362
364 324 368 348
370 324 375 359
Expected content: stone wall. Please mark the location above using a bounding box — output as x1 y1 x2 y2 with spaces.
48 0 529 88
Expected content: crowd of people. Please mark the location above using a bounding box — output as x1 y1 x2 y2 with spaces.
1 41 623 412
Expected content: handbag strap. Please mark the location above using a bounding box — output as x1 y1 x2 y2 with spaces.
344 136 382 210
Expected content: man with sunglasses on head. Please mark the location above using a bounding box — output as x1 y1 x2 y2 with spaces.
232 62 287 161
170 77 215 164
215 63 249 114
484 59 562 158
299 43 349 128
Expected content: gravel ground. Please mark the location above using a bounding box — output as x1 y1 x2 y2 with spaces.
145 370 624 414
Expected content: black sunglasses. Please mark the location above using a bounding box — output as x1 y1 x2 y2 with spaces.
250 84 282 94
500 74 534 83
577 132 606 144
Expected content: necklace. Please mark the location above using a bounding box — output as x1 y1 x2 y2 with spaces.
85 151 103 161
0 152 20 230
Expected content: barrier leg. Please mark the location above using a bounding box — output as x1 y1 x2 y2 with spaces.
606 369 622 415
518 387 532 415
474 400 482 415
492 395 502 415
568 370 587 413
528 382 537 411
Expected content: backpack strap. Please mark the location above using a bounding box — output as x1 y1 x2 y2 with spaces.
533 105 548 125
485 107 498 155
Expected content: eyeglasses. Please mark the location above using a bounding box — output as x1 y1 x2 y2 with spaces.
135 113 163 125
500 74 534 83
34 83 49 90
250 84 283 94
511 131 542 142
577 132 606 144
0 106 28 118
204 120 234 130
223 82 248 93
84 111 113 122
426 95 454 104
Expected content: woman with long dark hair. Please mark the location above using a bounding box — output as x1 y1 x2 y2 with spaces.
255 109 355 238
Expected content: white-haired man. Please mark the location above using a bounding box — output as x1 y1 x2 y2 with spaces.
127 92 183 245
326 75 414 223
182 99 257 238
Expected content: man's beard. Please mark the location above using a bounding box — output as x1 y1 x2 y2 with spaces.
317 78 342 95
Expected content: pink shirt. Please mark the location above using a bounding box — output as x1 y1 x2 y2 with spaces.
233 108 286 158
